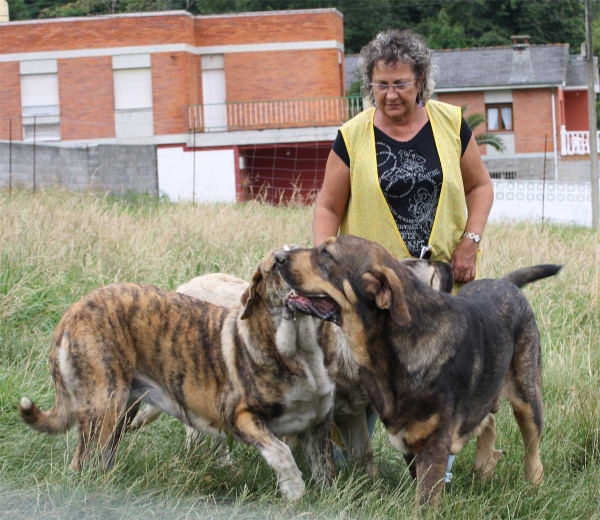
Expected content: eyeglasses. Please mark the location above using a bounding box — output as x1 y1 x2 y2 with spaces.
370 79 416 93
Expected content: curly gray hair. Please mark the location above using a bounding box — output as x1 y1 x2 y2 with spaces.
359 29 436 104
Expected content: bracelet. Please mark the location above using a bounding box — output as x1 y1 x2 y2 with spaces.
462 231 481 244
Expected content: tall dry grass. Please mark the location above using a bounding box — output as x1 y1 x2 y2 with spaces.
0 189 598 519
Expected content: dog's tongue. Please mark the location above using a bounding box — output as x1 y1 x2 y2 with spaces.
287 292 339 322
289 293 312 307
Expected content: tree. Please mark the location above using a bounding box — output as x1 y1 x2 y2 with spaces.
38 0 109 18
518 0 584 49
417 8 467 50
7 0 30 20
12 0 591 60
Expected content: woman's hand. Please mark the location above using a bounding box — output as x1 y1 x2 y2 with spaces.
455 135 493 283
451 237 479 283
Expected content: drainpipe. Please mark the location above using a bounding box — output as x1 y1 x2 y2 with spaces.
551 88 559 180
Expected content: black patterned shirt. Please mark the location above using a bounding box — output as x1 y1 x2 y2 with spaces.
333 118 471 257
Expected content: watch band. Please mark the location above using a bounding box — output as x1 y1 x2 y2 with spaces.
462 231 481 244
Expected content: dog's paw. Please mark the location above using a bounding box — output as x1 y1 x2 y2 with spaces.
366 462 379 480
279 476 305 501
526 463 544 486
20 397 33 410
476 449 504 481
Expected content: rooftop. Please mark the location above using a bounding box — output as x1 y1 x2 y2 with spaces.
345 43 595 91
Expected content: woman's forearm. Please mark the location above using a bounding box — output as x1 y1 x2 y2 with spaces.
313 204 342 246
464 182 494 237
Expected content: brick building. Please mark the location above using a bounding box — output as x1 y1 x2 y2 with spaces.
432 38 598 181
0 9 349 200
2 15 596 200
347 37 599 182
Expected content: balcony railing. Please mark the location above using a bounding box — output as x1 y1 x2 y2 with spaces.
561 125 600 155
188 96 364 133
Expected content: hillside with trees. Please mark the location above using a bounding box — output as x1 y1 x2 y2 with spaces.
5 0 595 55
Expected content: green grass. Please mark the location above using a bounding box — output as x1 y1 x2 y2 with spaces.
1 189 599 519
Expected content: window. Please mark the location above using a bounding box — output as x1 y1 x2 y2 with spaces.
20 60 61 141
486 104 513 132
21 74 60 116
23 122 61 142
202 54 226 131
490 170 518 180
112 54 154 138
113 68 153 111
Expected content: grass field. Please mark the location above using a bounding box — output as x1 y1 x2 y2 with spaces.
0 189 598 519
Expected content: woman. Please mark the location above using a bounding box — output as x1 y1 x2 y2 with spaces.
314 29 493 285
315 28 494 481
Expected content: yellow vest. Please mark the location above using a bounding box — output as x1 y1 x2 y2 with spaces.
339 100 470 267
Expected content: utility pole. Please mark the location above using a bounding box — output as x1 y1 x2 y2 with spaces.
585 0 599 228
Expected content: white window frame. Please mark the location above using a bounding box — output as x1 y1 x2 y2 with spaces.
201 54 227 131
20 60 61 142
113 68 154 111
486 103 514 132
112 54 154 138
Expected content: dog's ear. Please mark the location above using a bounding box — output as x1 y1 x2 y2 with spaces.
240 268 262 320
362 267 411 326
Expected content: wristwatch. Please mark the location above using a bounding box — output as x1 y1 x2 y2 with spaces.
462 231 482 244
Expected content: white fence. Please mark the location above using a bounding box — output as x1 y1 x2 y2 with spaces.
489 179 596 226
560 125 600 155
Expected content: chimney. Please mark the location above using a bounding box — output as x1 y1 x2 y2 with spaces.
0 0 9 22
511 35 530 49
509 35 534 84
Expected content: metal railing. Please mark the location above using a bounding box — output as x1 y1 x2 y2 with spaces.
188 96 364 132
560 125 600 155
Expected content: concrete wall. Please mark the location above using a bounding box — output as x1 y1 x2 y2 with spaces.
484 155 593 182
484 156 555 180
0 142 157 195
557 157 599 182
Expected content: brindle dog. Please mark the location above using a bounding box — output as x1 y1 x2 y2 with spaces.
19 248 337 501
130 258 454 480
274 235 561 506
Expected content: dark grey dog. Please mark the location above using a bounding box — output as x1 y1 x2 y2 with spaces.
275 234 561 507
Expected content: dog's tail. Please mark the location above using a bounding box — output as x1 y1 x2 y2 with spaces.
502 264 562 288
19 395 73 435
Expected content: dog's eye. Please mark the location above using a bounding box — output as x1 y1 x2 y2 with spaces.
322 249 334 260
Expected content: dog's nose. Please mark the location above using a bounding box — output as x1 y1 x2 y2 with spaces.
274 251 288 267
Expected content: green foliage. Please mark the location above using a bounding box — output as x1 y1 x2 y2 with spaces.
14 0 589 56
518 0 584 48
417 8 468 50
346 79 362 97
38 0 106 18
33 0 198 18
6 0 29 20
